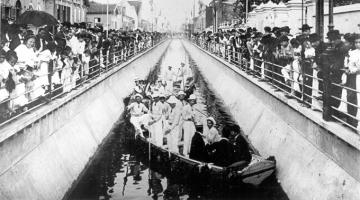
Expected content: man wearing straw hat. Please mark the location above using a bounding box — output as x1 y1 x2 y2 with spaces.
164 95 182 153
148 92 164 146
181 94 197 156
164 65 175 93
127 93 149 136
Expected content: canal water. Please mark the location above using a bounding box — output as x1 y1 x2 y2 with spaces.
67 40 289 200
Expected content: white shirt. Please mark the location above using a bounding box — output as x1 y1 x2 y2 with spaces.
182 103 194 121
168 105 182 130
128 102 149 117
348 49 360 73
0 61 11 83
15 44 37 68
164 69 175 81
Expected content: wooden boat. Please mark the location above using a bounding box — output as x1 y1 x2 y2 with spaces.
133 129 276 188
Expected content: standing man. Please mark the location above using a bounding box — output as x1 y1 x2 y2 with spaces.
164 96 182 153
149 93 163 146
127 94 149 136
164 65 175 93
182 94 197 156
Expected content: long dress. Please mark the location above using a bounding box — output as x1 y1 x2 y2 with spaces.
34 49 53 98
60 58 73 93
165 105 182 153
182 103 196 156
150 101 164 146
347 49 360 129
15 44 37 102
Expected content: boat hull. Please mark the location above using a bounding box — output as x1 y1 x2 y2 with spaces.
133 134 276 188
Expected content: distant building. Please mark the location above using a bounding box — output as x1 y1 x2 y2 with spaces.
87 1 135 30
0 0 88 23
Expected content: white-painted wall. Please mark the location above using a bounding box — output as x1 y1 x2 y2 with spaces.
248 0 360 35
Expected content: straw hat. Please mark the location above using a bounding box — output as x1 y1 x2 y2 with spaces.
134 93 143 99
206 117 216 125
167 96 178 104
177 90 186 96
188 94 197 100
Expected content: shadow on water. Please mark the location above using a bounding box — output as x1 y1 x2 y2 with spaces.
67 40 289 200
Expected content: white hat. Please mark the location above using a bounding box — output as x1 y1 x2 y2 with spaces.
152 92 159 98
134 93 143 99
206 117 216 125
177 90 186 96
188 94 196 100
134 77 140 81
159 93 166 98
167 96 178 104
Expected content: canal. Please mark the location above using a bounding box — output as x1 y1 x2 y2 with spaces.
66 40 289 200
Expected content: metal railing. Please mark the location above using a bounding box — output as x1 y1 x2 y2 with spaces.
192 38 360 133
0 38 163 127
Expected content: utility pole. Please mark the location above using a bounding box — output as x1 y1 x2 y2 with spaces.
245 0 248 24
106 0 109 38
328 0 334 31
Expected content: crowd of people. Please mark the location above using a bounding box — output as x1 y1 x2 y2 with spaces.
0 21 165 122
192 25 360 130
127 62 251 167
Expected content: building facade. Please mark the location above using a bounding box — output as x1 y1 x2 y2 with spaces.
1 0 88 23
86 1 135 30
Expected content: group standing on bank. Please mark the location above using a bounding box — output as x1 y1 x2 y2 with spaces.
192 24 360 130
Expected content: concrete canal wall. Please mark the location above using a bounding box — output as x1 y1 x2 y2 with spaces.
182 40 360 200
0 41 170 200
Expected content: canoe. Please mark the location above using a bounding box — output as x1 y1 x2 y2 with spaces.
133 131 276 188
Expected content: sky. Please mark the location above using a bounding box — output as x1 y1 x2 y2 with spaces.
93 0 212 30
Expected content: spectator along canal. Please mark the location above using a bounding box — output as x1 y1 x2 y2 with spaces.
66 40 288 200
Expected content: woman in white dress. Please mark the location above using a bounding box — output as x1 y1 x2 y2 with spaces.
59 47 73 93
15 35 38 104
34 42 57 98
346 35 360 130
164 96 182 153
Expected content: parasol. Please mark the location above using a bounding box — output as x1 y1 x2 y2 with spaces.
16 10 58 27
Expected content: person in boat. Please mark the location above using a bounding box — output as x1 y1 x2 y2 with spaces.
159 93 171 119
155 79 165 95
228 124 252 163
189 129 208 162
127 93 149 136
164 65 175 93
134 77 143 94
164 95 182 153
182 94 197 156
177 62 189 90
176 90 187 108
148 92 164 146
206 125 236 167
203 117 221 145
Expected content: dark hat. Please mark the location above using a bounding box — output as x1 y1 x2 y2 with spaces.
272 27 280 33
327 29 341 40
280 26 290 33
0 49 6 58
343 33 355 43
260 34 276 45
278 35 289 43
252 31 263 38
309 33 321 43
299 24 312 31
264 26 271 32
230 29 236 33
252 27 258 32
